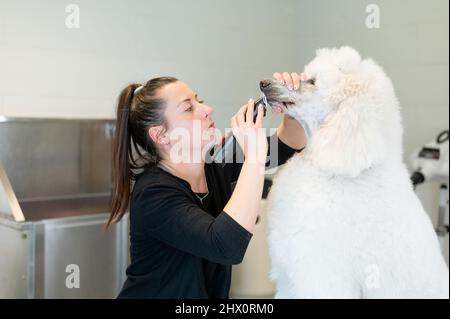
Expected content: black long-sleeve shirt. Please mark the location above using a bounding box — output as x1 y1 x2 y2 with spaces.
117 134 302 299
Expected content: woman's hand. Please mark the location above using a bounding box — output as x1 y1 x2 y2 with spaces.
272 71 308 150
272 72 306 90
230 99 268 165
225 99 267 233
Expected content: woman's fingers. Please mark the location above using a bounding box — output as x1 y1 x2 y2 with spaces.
255 104 264 128
245 99 255 124
230 115 240 139
291 72 300 90
236 103 247 126
273 71 301 90
272 72 284 84
233 98 263 131
282 72 293 89
230 114 237 129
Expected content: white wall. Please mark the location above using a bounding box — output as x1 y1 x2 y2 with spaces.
0 0 300 131
293 0 449 157
293 0 449 263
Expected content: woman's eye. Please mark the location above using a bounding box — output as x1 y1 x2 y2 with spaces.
197 99 205 104
185 104 193 112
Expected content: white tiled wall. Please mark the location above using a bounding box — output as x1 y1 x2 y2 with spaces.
0 0 299 131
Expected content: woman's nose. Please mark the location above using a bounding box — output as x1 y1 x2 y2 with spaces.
203 105 213 118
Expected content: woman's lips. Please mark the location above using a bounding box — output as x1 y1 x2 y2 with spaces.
208 122 215 129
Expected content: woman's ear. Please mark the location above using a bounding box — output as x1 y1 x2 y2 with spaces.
148 126 169 145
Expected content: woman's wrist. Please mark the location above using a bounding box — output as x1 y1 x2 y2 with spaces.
225 159 265 233
243 157 267 172
243 152 268 166
277 115 307 150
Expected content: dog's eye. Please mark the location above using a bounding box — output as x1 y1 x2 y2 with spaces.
306 78 316 86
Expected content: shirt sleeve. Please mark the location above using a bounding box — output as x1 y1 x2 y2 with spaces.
135 185 253 265
223 133 304 184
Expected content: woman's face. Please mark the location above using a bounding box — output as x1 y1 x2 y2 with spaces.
157 81 217 163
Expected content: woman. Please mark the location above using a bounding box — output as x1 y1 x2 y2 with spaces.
107 73 305 298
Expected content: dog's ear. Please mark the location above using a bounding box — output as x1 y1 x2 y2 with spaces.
329 74 370 105
306 92 387 178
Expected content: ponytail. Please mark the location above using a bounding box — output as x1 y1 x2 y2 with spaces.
107 84 141 228
106 77 178 229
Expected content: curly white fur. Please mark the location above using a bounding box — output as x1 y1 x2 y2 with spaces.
267 47 449 299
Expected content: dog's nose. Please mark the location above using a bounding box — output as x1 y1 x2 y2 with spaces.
260 80 271 90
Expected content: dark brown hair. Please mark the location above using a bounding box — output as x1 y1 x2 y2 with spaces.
106 77 178 228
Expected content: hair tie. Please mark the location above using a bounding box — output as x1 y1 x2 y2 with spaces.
134 85 144 95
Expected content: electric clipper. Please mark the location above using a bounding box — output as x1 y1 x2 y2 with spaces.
211 96 269 166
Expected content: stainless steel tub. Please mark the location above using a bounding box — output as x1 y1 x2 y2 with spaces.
0 118 128 298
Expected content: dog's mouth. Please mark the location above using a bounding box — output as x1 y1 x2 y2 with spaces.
260 79 298 114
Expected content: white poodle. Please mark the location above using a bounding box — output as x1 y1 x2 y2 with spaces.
260 47 449 299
